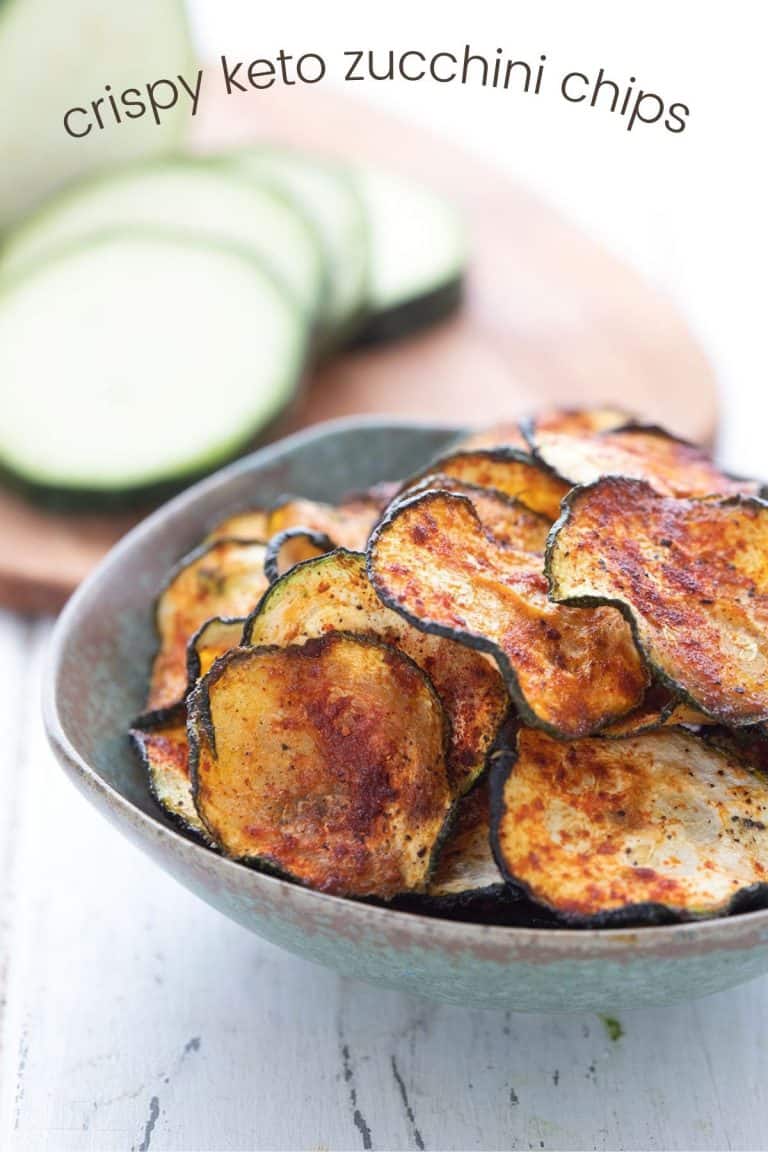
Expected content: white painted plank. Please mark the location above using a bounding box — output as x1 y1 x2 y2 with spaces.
1 619 768 1151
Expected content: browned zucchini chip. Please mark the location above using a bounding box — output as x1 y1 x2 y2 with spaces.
402 449 569 521
189 634 454 898
453 422 529 452
130 713 210 842
400 474 550 552
368 490 648 737
523 405 632 444
146 539 269 713
263 528 335 584
491 727 768 924
548 477 768 726
531 422 758 498
426 780 504 902
600 682 712 738
245 549 509 794
267 495 382 551
206 509 269 542
186 616 246 686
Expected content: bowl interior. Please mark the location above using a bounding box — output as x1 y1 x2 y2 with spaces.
51 419 460 821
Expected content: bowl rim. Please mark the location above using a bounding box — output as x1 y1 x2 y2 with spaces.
42 414 768 959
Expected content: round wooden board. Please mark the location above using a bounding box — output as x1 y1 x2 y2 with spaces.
0 85 717 614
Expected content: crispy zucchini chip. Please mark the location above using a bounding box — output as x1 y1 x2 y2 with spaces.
400 475 550 552
453 422 529 452
491 727 768 924
427 780 504 902
548 477 768 726
189 634 454 898
403 449 569 521
206 508 269 542
264 528 336 584
368 490 648 737
267 495 382 552
186 616 246 686
523 405 632 444
600 682 712 738
130 713 210 842
147 539 269 713
531 422 758 498
245 549 508 794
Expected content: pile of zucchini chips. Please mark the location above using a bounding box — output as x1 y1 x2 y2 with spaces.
132 406 768 928
0 153 464 507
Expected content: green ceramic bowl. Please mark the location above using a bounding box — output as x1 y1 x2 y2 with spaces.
44 417 768 1012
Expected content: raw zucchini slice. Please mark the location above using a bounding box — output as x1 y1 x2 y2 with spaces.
263 529 335 584
368 490 648 738
188 634 454 898
267 495 383 552
548 477 768 727
522 405 632 445
353 166 465 343
453 422 529 453
0 0 193 233
186 616 246 688
230 147 368 337
206 509 268 543
0 235 307 503
400 475 550 552
530 422 758 499
403 450 569 521
491 727 768 924
147 539 268 713
130 711 210 842
245 549 508 795
1 159 324 315
426 780 504 904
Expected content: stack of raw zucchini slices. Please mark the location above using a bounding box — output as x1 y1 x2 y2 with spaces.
132 407 768 928
0 151 465 507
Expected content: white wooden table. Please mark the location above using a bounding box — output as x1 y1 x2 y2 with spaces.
1 613 767 1150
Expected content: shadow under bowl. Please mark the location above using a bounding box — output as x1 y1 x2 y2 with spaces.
43 417 768 1012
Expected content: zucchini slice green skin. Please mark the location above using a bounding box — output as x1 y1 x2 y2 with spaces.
263 528 335 584
130 709 211 845
530 421 759 499
244 548 509 795
184 616 247 691
490 725 768 927
398 448 570 522
354 277 463 345
188 633 456 899
415 777 506 909
547 477 768 727
146 537 269 716
367 489 648 739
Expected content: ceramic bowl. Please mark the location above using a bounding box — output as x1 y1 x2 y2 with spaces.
44 417 768 1012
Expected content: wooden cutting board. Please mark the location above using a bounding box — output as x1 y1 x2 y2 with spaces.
0 85 717 614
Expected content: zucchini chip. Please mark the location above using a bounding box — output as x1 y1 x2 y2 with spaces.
245 549 509 794
426 780 504 903
403 449 569 521
600 683 712 738
263 528 335 584
130 713 210 843
147 539 269 713
400 475 550 552
207 508 268 543
368 490 648 738
267 495 383 552
523 405 632 444
491 727 768 924
548 477 768 726
531 422 758 498
186 616 246 686
189 634 454 898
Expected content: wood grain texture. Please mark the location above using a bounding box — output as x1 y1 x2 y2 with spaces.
0 85 717 614
2 618 768 1152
